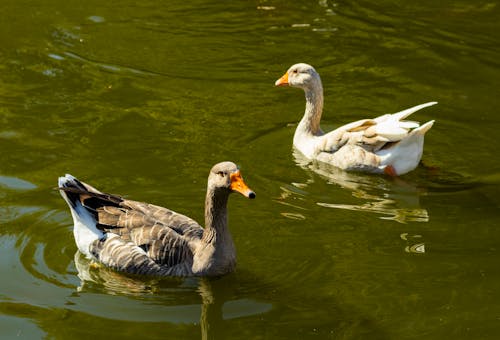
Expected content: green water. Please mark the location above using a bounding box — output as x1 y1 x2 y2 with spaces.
1 0 500 339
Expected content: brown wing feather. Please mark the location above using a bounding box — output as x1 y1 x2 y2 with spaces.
95 199 203 268
120 200 203 239
90 234 193 276
319 119 391 154
61 182 204 270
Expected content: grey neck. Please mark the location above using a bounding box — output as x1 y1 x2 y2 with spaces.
298 83 324 136
202 188 231 245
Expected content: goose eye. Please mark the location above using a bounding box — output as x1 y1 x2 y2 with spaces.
217 171 225 177
292 69 298 74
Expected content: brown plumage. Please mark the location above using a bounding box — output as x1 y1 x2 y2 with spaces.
58 162 255 277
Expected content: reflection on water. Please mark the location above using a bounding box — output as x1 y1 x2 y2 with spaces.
74 251 272 339
272 150 431 255
290 150 429 224
400 233 425 254
74 251 161 295
1 0 499 337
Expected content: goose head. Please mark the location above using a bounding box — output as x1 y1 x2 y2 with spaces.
275 63 322 91
207 161 255 199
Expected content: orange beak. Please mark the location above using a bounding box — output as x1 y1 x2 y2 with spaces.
275 72 289 87
230 171 256 199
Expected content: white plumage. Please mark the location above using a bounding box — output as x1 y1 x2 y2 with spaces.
275 63 436 176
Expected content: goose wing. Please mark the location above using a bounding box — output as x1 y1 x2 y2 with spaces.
94 201 202 267
60 182 203 274
316 102 437 153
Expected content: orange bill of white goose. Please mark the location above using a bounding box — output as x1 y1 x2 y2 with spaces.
275 63 436 176
58 161 255 277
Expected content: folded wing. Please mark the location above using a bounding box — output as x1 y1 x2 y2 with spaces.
316 102 437 154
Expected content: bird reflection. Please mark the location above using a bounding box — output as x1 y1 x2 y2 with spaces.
74 251 162 295
289 149 430 224
198 278 223 340
74 251 219 338
73 252 271 339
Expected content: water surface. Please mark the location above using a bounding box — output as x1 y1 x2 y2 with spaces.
1 0 500 339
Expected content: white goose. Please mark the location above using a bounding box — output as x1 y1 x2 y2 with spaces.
275 63 436 176
59 162 255 277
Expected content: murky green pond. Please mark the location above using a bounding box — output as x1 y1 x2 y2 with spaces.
1 0 500 339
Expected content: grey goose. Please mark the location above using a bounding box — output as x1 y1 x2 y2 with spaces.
59 162 255 277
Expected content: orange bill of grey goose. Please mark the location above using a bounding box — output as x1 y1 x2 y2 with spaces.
58 162 255 277
275 63 436 176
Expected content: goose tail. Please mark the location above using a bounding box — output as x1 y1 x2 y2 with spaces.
58 174 103 257
389 102 438 122
58 174 88 209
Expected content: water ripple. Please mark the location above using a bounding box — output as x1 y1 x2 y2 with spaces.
0 176 37 191
62 51 160 77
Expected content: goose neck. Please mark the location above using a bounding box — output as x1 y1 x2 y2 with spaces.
202 188 230 244
299 84 324 136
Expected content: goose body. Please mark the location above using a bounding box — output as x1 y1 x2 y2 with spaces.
58 162 255 277
275 63 436 176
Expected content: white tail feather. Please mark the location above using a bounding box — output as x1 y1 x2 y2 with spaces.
374 124 408 140
377 119 435 175
59 174 102 258
375 101 438 123
414 120 435 136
